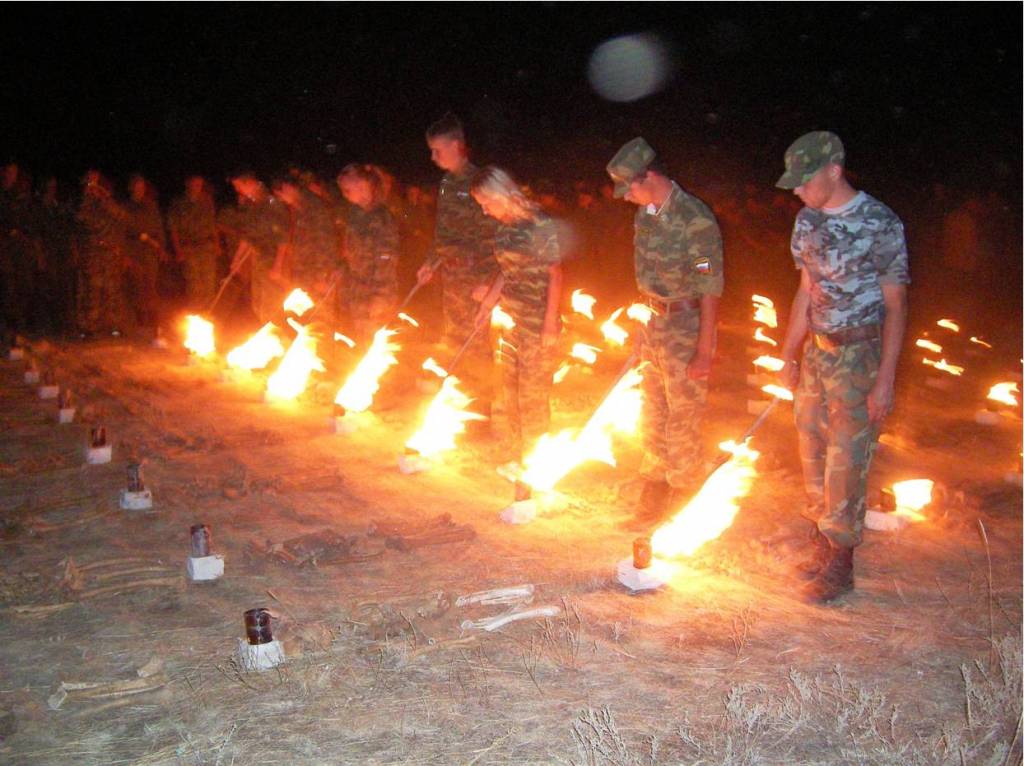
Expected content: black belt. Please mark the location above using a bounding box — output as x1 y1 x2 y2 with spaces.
643 295 700 316
812 323 881 352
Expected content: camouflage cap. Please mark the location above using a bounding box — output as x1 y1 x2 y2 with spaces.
775 131 845 189
606 137 656 198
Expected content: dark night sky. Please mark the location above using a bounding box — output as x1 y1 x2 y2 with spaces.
2 2 1021 198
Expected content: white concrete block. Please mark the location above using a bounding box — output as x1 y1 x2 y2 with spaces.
120 489 153 511
58 407 76 424
187 555 225 581
86 445 113 465
38 385 60 399
397 452 433 474
24 371 40 384
865 509 909 532
7 348 24 361
616 558 670 592
237 638 285 671
499 499 537 524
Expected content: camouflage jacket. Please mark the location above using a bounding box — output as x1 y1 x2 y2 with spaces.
221 196 289 267
433 163 496 267
290 190 341 284
123 199 167 258
633 182 724 300
168 195 218 248
791 191 909 334
344 204 399 294
495 213 562 335
76 195 127 254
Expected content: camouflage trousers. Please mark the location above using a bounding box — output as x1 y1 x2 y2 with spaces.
250 258 285 325
441 258 497 401
499 327 555 460
794 337 882 548
182 244 220 310
638 310 707 489
77 244 127 334
125 251 160 329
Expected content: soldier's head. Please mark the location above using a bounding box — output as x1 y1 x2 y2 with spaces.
776 131 847 210
185 176 206 200
270 178 302 208
81 169 112 198
606 137 672 207
2 162 18 190
426 113 469 173
470 166 539 224
128 174 149 203
230 172 266 203
337 163 382 211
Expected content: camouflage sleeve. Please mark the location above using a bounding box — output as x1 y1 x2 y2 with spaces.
686 206 724 297
534 218 562 266
873 217 910 285
790 211 810 271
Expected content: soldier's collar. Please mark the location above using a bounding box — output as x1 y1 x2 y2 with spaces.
644 181 680 217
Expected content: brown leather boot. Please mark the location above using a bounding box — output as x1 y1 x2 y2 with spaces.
795 528 833 581
801 545 854 604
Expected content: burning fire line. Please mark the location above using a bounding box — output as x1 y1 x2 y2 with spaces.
752 295 778 328
226 323 286 371
600 308 629 346
922 358 965 376
753 355 785 373
520 362 644 492
282 288 315 317
626 303 654 325
491 306 516 331
571 289 597 320
405 368 486 459
988 382 1020 407
890 479 934 522
552 362 573 384
753 327 778 347
183 315 216 357
266 319 325 401
970 336 993 349
937 319 960 333
334 332 356 348
570 343 601 365
915 338 943 354
334 327 400 415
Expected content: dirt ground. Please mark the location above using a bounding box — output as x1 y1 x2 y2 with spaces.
1 297 1021 765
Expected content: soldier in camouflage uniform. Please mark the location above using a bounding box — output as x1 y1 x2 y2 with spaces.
606 138 724 528
776 131 909 604
0 163 34 333
75 170 129 337
123 174 166 332
225 172 290 324
169 176 220 311
470 167 563 471
337 164 400 341
272 178 342 326
416 115 498 405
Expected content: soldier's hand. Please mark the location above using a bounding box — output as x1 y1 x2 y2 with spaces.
686 352 713 380
867 379 895 424
416 262 435 286
779 359 801 391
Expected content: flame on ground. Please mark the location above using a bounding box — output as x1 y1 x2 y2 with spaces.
491 306 516 330
571 343 601 365
334 328 400 413
754 327 778 347
521 366 644 491
266 320 325 401
571 289 597 320
626 303 654 325
422 357 448 379
970 336 993 349
891 479 934 521
283 288 315 317
937 319 960 333
601 308 629 346
923 358 965 376
397 313 419 327
183 315 215 357
761 384 794 401
553 362 573 384
752 295 778 328
334 332 356 348
988 382 1020 407
753 355 785 373
226 323 285 370
651 440 759 558
405 375 486 458
916 339 943 354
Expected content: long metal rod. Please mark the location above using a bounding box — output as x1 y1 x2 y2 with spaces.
205 247 251 314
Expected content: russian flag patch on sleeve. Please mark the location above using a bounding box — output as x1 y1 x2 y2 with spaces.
694 256 712 274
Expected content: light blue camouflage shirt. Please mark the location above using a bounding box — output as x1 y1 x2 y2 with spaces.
791 191 909 334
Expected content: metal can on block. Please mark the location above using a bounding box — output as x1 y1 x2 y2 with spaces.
632 537 653 570
190 524 211 558
244 608 274 645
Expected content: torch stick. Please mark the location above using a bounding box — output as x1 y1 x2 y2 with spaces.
396 259 440 314
300 271 343 322
705 394 785 475
442 271 505 374
206 245 252 314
